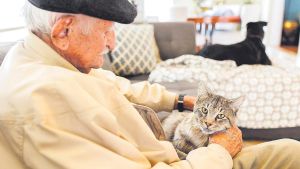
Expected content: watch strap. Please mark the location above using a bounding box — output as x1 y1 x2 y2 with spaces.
177 94 185 112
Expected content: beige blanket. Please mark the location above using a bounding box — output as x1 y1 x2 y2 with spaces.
149 55 300 129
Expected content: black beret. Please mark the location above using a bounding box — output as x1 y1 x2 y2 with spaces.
28 0 137 24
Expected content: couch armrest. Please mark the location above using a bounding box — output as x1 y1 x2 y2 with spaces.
133 104 166 141
152 22 196 61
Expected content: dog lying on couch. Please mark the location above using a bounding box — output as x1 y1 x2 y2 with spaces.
198 21 272 66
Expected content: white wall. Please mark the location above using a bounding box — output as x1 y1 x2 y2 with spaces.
173 0 263 17
144 0 173 21
297 35 300 66
240 4 261 29
260 0 284 47
173 0 195 17
299 35 300 56
0 0 25 30
133 0 145 23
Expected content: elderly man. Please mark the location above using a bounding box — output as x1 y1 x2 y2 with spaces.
0 0 300 169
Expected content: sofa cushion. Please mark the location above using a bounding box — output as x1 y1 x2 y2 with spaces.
125 73 150 83
158 81 300 141
149 55 300 141
152 22 196 60
109 24 158 76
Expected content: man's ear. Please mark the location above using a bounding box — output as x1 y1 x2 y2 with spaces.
50 16 74 50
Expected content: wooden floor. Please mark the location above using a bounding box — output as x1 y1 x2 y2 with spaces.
280 46 298 54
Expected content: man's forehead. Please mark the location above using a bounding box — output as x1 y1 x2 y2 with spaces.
96 18 115 28
78 15 114 26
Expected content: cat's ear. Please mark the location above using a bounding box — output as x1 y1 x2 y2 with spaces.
197 81 212 101
229 95 245 112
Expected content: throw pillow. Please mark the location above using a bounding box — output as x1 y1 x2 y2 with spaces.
110 24 159 76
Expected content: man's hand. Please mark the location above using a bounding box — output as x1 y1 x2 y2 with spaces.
183 95 196 111
209 125 243 157
174 95 196 111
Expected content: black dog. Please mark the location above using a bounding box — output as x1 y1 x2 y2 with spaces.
198 21 272 66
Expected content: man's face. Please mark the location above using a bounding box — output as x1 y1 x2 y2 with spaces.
52 15 115 73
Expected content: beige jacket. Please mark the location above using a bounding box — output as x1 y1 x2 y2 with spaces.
0 32 232 169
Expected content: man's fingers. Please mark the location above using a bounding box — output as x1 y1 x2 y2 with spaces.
209 125 243 157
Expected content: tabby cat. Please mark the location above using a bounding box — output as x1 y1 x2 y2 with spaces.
161 83 244 159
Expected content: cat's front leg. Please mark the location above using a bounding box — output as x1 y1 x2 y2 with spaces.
172 137 196 157
172 138 190 160
175 148 187 160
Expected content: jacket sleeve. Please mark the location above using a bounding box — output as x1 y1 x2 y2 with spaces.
23 120 193 169
94 69 177 112
117 78 177 112
22 80 232 169
24 123 232 169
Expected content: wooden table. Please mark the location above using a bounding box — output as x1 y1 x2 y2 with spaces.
188 16 241 45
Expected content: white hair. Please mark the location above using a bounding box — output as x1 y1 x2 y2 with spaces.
23 1 94 35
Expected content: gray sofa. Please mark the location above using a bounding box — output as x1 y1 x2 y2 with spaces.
0 22 200 96
119 22 199 96
0 22 197 62
0 42 16 65
0 22 196 81
117 22 197 83
0 22 197 95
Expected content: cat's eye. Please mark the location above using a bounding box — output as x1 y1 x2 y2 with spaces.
216 114 225 119
201 107 208 114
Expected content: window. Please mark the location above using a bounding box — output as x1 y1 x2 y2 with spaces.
0 0 26 31
0 0 26 42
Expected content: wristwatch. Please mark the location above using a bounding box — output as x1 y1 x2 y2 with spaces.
177 94 186 112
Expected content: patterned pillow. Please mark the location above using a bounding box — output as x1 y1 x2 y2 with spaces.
110 24 158 76
149 55 300 129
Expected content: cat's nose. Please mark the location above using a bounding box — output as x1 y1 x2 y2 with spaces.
205 122 213 127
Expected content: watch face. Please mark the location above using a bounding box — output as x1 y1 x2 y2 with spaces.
179 94 185 101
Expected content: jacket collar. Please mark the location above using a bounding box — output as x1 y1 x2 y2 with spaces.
24 31 79 72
